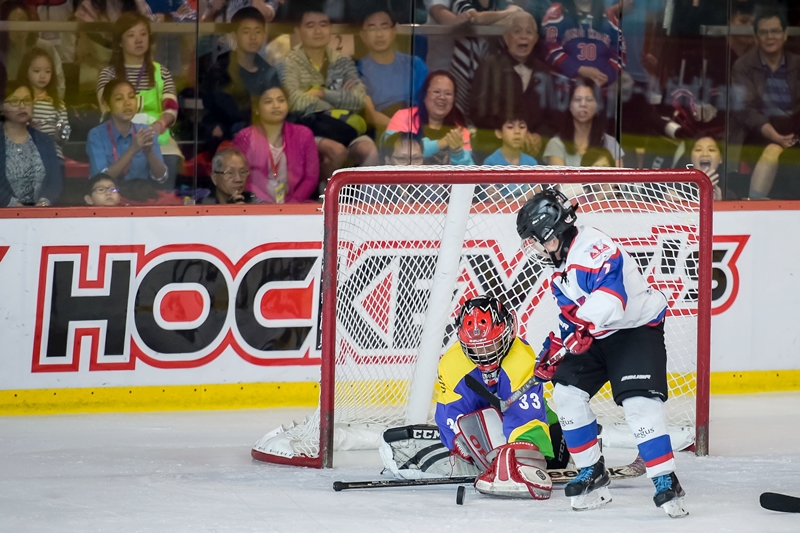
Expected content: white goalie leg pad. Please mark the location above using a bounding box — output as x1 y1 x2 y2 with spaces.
552 384 601 468
456 407 507 470
379 425 480 480
474 442 552 500
622 396 676 478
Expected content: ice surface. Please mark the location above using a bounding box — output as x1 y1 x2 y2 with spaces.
1 392 798 532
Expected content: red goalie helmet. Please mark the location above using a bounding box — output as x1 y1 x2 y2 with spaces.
456 296 516 385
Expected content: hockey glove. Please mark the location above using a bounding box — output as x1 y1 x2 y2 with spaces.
534 332 566 382
559 308 593 354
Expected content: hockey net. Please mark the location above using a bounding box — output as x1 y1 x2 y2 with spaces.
252 166 713 468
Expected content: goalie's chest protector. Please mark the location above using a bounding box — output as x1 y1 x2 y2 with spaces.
550 226 668 335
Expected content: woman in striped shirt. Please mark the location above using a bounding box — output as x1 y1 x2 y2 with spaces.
18 47 70 163
96 13 181 187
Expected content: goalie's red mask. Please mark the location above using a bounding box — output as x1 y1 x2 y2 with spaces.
456 296 516 385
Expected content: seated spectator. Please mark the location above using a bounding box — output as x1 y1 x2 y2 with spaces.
731 7 800 199
97 13 182 186
543 78 624 166
484 113 539 166
580 146 615 167
358 8 429 133
689 136 723 201
449 0 524 115
85 173 122 206
382 132 425 166
281 6 380 184
541 0 624 88
1 1 66 99
87 79 168 183
470 11 557 161
0 81 63 207
386 71 475 165
233 86 319 203
200 6 280 155
576 146 616 200
200 148 259 204
19 48 70 163
480 111 537 201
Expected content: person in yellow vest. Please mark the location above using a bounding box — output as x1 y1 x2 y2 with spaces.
97 13 182 188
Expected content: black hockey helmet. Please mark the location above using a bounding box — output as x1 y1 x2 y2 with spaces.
456 296 516 385
516 188 578 266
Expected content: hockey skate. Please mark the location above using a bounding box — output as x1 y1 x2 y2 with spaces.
653 472 688 518
564 456 611 511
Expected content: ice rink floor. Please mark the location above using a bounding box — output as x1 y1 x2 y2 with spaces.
1 392 799 532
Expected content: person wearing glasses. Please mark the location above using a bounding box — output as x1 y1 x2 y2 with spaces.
357 9 428 135
0 81 62 208
84 173 122 206
200 148 258 204
233 86 319 203
382 132 424 166
732 6 800 200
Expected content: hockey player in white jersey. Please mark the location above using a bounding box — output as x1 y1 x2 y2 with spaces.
515 188 688 518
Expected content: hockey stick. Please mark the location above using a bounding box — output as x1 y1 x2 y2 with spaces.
332 456 645 491
760 492 800 513
464 374 539 413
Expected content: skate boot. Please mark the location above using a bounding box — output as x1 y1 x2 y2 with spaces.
653 472 688 518
564 456 611 511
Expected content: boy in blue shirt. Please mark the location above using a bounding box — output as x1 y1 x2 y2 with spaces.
482 111 538 200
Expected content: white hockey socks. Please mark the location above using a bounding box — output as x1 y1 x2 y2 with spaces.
552 384 601 468
622 396 676 478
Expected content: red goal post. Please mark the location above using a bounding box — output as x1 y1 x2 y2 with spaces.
252 166 714 468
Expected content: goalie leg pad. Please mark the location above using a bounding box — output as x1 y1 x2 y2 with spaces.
456 407 507 470
379 425 481 480
474 442 552 500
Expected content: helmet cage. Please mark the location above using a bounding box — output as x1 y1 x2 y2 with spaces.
456 297 516 384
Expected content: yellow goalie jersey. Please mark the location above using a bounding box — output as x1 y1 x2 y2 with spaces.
434 337 557 459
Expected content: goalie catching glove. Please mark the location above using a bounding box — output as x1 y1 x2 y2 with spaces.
475 442 552 500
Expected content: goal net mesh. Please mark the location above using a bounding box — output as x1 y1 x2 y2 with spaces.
253 166 706 465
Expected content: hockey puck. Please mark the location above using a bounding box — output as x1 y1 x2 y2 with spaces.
456 485 466 505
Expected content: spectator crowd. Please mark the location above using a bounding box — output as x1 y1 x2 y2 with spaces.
1 0 799 206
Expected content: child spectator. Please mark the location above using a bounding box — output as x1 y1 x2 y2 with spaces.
19 48 70 162
281 6 380 183
541 0 625 87
543 78 623 166
0 81 63 207
689 137 723 201
385 71 475 165
1 1 66 99
87 79 168 182
200 148 259 204
97 13 181 186
85 173 122 206
484 114 539 166
580 146 615 167
200 6 281 155
358 8 429 134
233 86 319 203
382 132 425 166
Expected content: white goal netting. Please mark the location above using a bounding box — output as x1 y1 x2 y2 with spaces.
253 166 710 466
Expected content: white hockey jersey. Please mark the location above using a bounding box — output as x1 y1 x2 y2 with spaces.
550 226 668 337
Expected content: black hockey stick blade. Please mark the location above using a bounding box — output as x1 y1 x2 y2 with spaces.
333 476 475 491
760 492 800 513
332 456 645 491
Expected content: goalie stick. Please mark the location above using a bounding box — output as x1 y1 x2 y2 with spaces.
332 455 645 491
464 374 537 413
760 492 800 513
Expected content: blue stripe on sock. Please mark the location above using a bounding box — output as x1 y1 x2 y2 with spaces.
563 420 598 450
638 434 673 463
